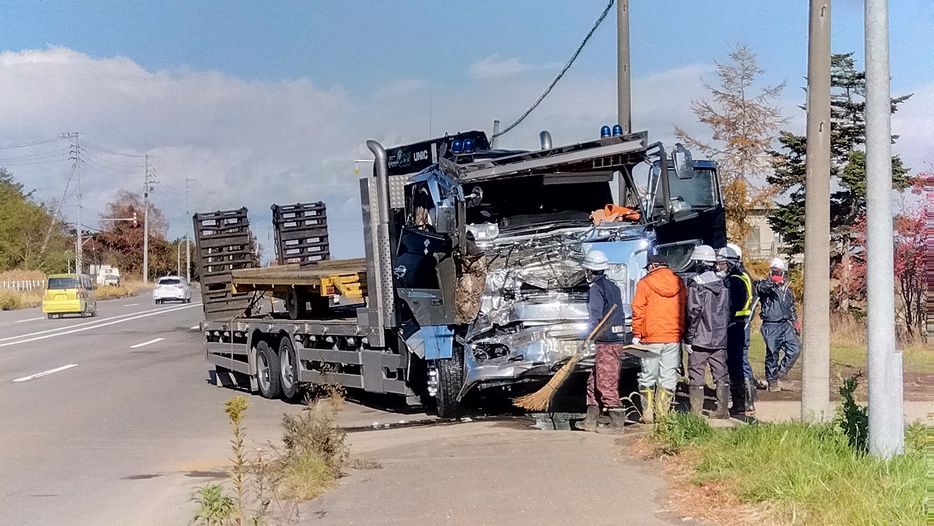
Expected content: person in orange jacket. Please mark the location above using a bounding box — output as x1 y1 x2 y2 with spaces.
631 253 687 424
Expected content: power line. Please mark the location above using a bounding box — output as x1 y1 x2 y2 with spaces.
0 137 64 150
492 0 615 138
80 140 146 158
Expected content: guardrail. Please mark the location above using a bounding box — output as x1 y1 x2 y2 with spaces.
0 280 45 291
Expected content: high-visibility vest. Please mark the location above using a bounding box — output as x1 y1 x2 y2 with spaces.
733 270 753 317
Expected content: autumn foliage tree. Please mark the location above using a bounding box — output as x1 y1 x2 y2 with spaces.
0 168 71 272
676 44 786 243
95 190 174 279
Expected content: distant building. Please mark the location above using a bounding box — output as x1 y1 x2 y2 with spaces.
744 206 786 260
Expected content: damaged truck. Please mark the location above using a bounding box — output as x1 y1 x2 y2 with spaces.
199 129 725 416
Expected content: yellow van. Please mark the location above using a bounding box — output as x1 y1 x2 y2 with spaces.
42 274 98 319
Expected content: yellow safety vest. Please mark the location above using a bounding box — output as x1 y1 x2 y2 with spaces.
734 271 753 317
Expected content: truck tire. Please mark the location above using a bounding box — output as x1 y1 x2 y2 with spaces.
435 346 465 418
278 337 300 400
255 341 281 399
285 288 306 320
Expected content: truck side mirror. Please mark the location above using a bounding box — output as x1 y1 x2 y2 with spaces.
670 144 696 180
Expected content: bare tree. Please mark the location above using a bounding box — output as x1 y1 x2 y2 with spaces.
676 44 786 243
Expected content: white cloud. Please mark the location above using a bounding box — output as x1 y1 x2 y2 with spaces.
1 47 930 263
468 54 561 80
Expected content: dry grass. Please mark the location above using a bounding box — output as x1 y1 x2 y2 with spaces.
0 289 43 310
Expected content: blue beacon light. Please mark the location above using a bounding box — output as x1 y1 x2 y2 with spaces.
600 125 611 138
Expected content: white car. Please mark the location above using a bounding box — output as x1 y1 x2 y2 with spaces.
153 276 192 304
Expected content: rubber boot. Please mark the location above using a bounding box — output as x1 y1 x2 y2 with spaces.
730 384 746 416
596 408 627 434
639 388 655 424
655 388 674 419
712 383 730 419
744 377 757 416
575 405 599 432
689 386 704 416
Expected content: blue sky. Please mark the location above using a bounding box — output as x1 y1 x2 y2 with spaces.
0 1 931 259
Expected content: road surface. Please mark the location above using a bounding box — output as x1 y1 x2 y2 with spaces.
0 292 683 525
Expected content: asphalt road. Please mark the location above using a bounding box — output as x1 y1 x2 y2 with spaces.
0 291 301 525
0 292 685 526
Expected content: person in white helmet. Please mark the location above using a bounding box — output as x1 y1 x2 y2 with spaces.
684 245 730 418
717 244 757 418
757 257 800 391
575 249 628 433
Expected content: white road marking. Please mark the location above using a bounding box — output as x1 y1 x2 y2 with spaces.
123 303 139 307
14 317 45 324
189 325 200 330
130 337 164 349
0 304 200 344
13 363 79 382
0 303 201 348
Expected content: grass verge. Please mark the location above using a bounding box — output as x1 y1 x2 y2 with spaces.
0 289 43 310
648 413 928 526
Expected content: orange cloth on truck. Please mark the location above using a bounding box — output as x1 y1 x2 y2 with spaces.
631 267 687 343
604 204 640 220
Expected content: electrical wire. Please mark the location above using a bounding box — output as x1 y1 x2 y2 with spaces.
0 137 64 150
492 0 615 139
80 140 146 158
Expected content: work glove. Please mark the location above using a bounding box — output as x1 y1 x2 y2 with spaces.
632 337 641 345
793 321 801 335
683 343 693 355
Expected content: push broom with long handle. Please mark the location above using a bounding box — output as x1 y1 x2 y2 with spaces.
513 304 617 411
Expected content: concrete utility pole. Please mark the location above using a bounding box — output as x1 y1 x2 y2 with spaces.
143 154 151 283
801 0 832 422
64 132 84 275
185 177 195 282
616 0 632 133
864 0 903 458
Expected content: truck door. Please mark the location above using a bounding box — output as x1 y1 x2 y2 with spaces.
395 170 463 326
647 145 726 270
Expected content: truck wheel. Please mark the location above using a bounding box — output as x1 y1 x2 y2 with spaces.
278 337 300 400
285 288 306 320
435 345 465 418
255 341 281 399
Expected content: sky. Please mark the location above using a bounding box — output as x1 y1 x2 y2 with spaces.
0 0 931 261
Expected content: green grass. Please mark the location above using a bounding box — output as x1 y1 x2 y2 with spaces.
279 450 334 500
747 333 932 375
652 416 928 526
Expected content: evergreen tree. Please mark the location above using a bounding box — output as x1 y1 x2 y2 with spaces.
768 52 911 311
769 53 911 251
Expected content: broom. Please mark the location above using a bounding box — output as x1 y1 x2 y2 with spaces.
513 304 617 411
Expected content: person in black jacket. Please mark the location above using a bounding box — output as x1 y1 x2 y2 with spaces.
717 244 757 417
757 257 801 391
684 245 730 419
575 249 629 433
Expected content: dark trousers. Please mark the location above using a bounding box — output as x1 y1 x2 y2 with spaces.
761 321 801 381
727 321 753 384
687 346 728 387
586 342 624 408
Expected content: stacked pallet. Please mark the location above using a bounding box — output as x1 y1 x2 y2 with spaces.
272 202 331 265
193 208 257 321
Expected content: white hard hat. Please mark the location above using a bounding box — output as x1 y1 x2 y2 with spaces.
717 246 740 262
692 245 717 264
769 257 787 271
582 249 609 271
726 242 743 260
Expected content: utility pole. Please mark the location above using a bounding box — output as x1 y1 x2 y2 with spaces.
864 0 903 458
616 0 631 133
143 154 152 283
185 177 195 282
64 132 83 275
801 0 832 422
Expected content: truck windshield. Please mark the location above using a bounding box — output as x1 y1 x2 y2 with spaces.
463 176 612 231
